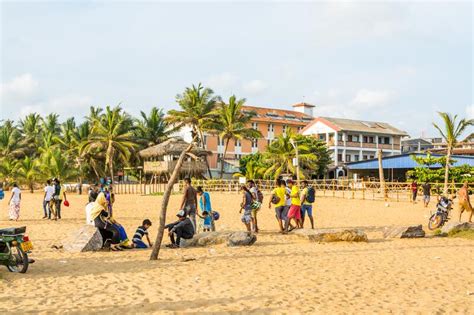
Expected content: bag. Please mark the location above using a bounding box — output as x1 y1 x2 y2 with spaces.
0 189 4 200
306 186 315 203
257 189 264 203
271 195 280 205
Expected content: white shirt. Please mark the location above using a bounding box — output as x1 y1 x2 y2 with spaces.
250 186 258 200
85 202 95 225
285 187 292 206
11 187 21 203
44 185 54 201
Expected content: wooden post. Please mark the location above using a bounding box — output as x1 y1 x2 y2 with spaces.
150 141 195 260
378 149 388 200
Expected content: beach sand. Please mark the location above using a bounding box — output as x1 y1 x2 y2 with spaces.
0 192 472 314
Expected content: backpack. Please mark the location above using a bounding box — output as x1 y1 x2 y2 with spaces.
271 195 280 205
306 186 315 203
257 189 264 203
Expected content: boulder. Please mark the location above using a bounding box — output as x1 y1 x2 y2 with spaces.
62 225 103 252
383 225 425 239
292 228 368 242
179 231 256 248
441 222 474 235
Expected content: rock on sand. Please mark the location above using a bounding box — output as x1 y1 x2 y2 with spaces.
383 225 426 238
292 228 368 242
180 231 256 248
62 225 103 252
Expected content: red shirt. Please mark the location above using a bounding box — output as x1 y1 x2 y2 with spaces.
411 183 418 192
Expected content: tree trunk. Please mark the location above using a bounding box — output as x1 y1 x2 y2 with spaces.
220 138 230 179
377 149 388 199
107 143 114 184
443 146 451 195
198 129 213 179
150 141 195 260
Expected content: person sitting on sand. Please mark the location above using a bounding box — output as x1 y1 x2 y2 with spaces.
197 211 212 232
269 179 287 232
132 219 153 248
89 192 122 251
457 182 472 222
239 185 253 232
165 210 195 248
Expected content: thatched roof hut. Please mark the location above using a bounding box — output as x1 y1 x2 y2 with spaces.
138 138 211 177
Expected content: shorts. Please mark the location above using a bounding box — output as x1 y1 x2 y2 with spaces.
459 201 473 212
287 205 301 220
423 195 430 203
275 206 287 220
301 204 313 217
251 207 260 218
185 204 197 216
241 210 252 224
202 224 212 230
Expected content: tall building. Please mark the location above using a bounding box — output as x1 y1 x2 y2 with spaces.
203 103 314 177
301 117 408 178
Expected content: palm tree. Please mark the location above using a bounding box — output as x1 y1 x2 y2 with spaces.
19 113 42 154
81 106 137 181
209 95 262 178
0 158 17 185
167 84 219 178
38 147 77 181
263 131 317 179
0 120 24 159
135 107 175 146
16 156 40 193
232 160 265 180
42 113 61 136
432 112 473 194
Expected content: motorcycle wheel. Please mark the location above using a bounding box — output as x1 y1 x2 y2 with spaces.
428 214 443 230
7 245 29 273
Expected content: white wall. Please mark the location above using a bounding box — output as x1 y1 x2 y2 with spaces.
301 120 336 135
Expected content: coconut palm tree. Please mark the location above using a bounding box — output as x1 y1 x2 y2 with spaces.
432 112 474 194
19 113 42 154
16 156 40 193
167 84 219 178
232 160 265 180
80 106 137 181
263 131 317 179
209 95 262 178
38 147 77 181
0 120 24 159
0 158 17 185
42 113 61 136
135 107 175 146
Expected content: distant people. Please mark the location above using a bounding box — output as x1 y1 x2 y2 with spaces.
180 178 197 228
89 192 122 251
422 182 431 208
197 186 215 231
197 211 212 232
457 182 472 222
166 210 195 248
53 178 68 220
285 180 302 232
239 185 253 232
300 180 315 229
411 180 418 204
43 180 55 219
8 183 21 221
269 179 287 232
132 219 153 249
247 180 262 233
0 183 4 201
88 185 99 203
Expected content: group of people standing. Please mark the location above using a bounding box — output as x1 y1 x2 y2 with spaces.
42 179 68 220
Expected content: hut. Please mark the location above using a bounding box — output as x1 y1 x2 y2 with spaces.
138 138 211 181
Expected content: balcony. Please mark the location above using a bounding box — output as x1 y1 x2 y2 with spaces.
345 141 361 148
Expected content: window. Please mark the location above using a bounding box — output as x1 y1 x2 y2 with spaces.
267 139 272 146
203 135 207 147
252 122 258 130
218 137 224 146
338 134 343 141
283 125 288 133
380 136 390 144
363 136 374 143
337 154 343 162
369 155 374 159
363 155 368 160
267 124 274 132
319 134 325 140
235 154 242 160
297 126 303 133
251 139 258 148
235 139 241 147
353 135 359 142
354 155 359 161
347 135 352 142
345 155 351 162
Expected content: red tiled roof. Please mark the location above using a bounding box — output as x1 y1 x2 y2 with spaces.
242 105 313 126
292 102 315 108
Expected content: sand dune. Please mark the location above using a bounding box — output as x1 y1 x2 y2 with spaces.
0 192 472 314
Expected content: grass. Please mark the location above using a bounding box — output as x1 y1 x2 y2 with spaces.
448 229 474 240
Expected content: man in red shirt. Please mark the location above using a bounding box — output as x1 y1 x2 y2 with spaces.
411 180 418 204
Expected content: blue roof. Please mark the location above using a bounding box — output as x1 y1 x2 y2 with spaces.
346 153 474 170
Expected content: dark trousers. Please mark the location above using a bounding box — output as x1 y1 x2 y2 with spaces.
43 200 51 218
55 199 62 219
94 217 120 245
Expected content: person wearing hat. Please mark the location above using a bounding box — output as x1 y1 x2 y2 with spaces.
165 210 195 248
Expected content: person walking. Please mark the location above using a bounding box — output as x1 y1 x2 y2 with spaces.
411 180 418 204
268 179 287 232
457 182 472 222
8 183 21 221
285 179 302 232
300 180 315 229
53 178 68 220
239 185 253 232
247 180 261 233
421 181 431 208
197 186 215 232
180 178 198 228
43 180 55 219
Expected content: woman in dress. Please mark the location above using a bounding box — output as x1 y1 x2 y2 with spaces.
8 183 21 221
89 192 122 251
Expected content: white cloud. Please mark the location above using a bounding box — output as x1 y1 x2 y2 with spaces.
205 72 238 91
0 73 39 102
466 104 474 119
242 79 267 95
351 89 393 108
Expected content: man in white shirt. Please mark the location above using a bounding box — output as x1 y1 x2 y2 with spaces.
43 180 55 219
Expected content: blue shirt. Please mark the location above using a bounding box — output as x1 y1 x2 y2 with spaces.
203 215 212 226
199 192 212 213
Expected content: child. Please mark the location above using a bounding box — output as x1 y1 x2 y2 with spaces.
132 219 153 249
197 210 212 232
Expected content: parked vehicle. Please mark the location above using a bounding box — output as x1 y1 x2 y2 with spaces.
0 226 33 273
428 197 453 230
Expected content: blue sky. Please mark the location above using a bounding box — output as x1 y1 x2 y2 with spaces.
1 1 472 138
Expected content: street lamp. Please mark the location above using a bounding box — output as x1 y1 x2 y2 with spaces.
289 138 300 184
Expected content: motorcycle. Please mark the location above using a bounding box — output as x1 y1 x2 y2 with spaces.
0 226 33 273
428 197 453 230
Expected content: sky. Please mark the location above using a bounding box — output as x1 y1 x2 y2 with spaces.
1 1 472 138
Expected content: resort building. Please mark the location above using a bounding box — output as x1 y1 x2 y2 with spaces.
401 138 435 153
301 117 408 178
203 103 314 177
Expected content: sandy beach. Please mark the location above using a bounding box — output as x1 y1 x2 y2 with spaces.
0 192 472 314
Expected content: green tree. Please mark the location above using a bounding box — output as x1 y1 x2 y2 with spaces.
432 112 473 194
209 95 262 178
135 107 175 147
0 120 24 159
19 113 42 155
41 113 61 136
80 106 137 181
233 160 266 180
0 158 17 185
38 147 77 181
16 156 40 193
